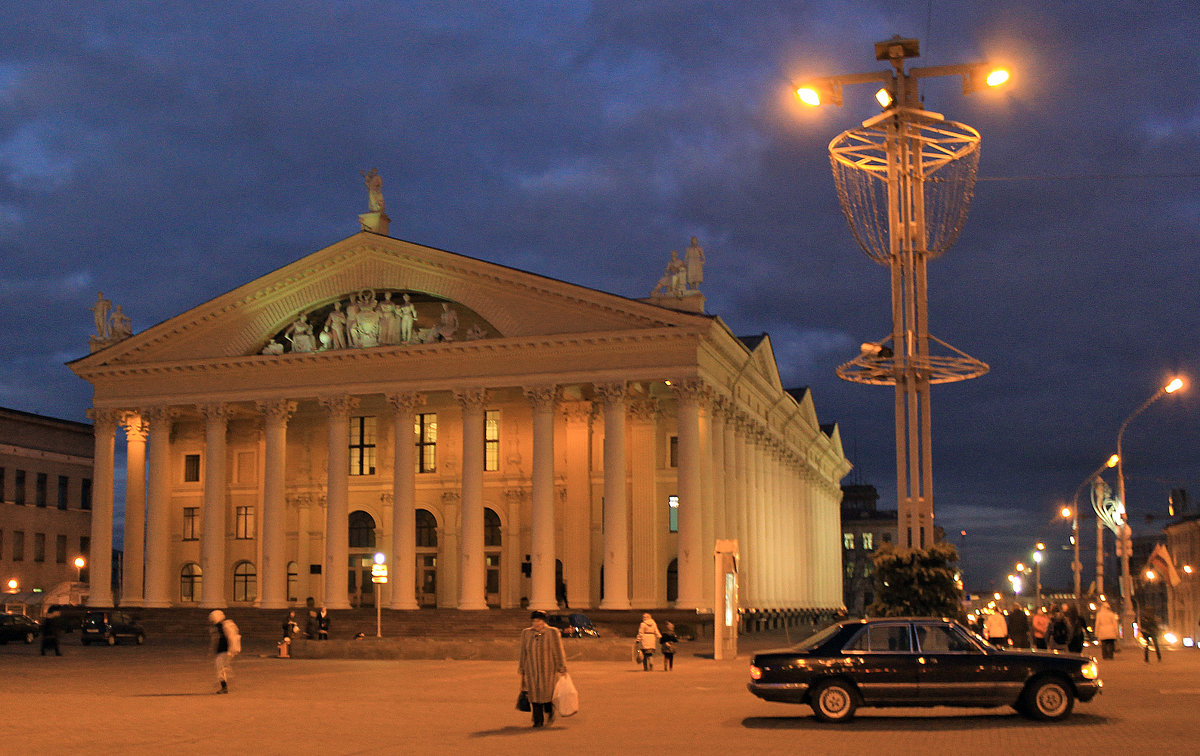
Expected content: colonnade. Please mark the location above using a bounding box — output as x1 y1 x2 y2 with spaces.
86 379 845 611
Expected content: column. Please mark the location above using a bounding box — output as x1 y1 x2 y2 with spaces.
143 407 176 607
121 414 147 606
257 399 294 609
562 400 593 608
294 495 313 603
387 392 424 610
523 386 560 611
732 414 751 597
698 400 715 607
86 409 118 607
628 399 659 606
672 380 705 609
747 426 765 608
456 388 489 610
321 395 357 609
596 382 631 610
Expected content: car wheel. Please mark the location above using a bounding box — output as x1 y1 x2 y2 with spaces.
105 633 116 646
811 680 859 723
135 633 145 645
1022 677 1074 721
24 632 35 644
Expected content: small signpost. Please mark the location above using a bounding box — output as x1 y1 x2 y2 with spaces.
372 552 387 638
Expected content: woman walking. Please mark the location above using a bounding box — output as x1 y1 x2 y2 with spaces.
637 613 662 671
518 610 567 727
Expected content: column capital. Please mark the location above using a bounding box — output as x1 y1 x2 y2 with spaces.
711 393 735 420
385 391 426 413
120 412 148 441
592 382 627 405
198 402 232 422
256 398 298 423
379 492 394 506
669 378 712 405
453 387 490 411
522 384 561 411
319 394 359 416
141 406 180 426
628 398 660 423
560 399 593 424
85 407 120 434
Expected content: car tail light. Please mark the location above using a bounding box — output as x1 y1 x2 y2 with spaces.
750 665 762 680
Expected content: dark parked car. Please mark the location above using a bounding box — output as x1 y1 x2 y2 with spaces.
81 610 145 646
0 613 40 644
748 617 1101 722
546 613 599 638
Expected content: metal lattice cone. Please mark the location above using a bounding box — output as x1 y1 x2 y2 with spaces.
835 334 989 386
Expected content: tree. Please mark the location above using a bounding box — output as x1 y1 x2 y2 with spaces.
867 541 965 620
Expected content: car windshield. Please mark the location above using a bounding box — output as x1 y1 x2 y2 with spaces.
793 622 845 651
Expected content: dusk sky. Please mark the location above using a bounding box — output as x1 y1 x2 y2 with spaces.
2 2 1196 594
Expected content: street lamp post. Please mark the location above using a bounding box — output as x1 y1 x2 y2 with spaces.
1033 545 1045 606
73 556 86 583
1114 377 1185 645
798 37 1008 550
1067 453 1119 603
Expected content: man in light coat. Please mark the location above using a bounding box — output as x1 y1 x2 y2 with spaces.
1094 602 1119 659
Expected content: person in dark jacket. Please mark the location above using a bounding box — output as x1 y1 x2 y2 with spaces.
317 607 330 640
40 611 61 656
660 621 679 671
1006 604 1030 649
1139 607 1162 662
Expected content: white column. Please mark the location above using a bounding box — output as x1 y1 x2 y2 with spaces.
143 407 176 607
672 380 706 609
747 427 765 608
524 386 560 611
86 409 118 607
456 388 489 610
596 382 631 610
120 414 147 606
732 415 750 595
198 404 230 608
387 392 423 610
698 401 715 607
562 400 593 608
710 399 727 542
321 395 357 609
257 400 294 609
295 496 312 603
628 399 659 606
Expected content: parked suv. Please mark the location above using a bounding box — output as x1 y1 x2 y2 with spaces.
81 610 146 646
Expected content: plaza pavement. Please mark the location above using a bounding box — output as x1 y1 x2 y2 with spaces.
2 633 1198 755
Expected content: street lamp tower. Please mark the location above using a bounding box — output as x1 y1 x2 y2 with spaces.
798 37 1008 548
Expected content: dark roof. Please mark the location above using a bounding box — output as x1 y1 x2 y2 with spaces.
737 333 767 351
819 423 836 437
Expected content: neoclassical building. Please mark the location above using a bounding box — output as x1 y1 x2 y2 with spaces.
70 213 850 613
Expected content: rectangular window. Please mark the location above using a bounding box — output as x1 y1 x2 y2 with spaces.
80 535 89 559
416 413 437 473
35 473 47 507
56 534 67 564
57 475 69 510
183 454 201 483
484 410 500 471
34 532 45 562
349 416 377 476
235 506 255 539
862 532 874 550
669 436 678 467
15 469 26 505
668 495 679 533
844 533 855 550
13 530 25 561
81 478 92 510
183 507 200 541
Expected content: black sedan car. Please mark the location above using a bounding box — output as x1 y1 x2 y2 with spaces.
748 617 1101 722
81 610 146 646
0 613 40 644
546 613 599 638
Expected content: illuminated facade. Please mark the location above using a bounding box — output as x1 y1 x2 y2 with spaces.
70 227 850 612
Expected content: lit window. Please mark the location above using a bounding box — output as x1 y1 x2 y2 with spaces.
183 454 201 482
844 533 855 550
183 507 200 540
235 506 255 539
349 416 377 476
416 414 437 473
862 532 874 550
668 495 679 533
484 410 500 471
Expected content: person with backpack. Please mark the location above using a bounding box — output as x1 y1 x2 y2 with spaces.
208 610 241 694
1047 605 1071 651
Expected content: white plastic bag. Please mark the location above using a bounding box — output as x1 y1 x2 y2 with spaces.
553 673 579 717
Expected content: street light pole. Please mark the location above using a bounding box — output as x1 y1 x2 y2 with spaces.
1067 454 1119 603
1114 377 1184 645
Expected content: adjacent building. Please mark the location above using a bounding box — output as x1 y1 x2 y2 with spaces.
69 207 851 613
840 483 897 615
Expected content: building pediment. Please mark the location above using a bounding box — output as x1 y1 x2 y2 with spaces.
74 233 709 369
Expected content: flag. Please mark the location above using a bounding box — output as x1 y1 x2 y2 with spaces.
1148 543 1182 587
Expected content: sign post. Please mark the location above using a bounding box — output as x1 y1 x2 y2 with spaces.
372 552 388 638
714 539 739 660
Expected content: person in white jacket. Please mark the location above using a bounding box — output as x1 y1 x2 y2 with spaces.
1094 602 1119 659
636 613 662 671
984 609 1008 648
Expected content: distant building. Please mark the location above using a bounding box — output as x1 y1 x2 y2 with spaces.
1161 497 1199 641
0 407 94 601
840 484 897 616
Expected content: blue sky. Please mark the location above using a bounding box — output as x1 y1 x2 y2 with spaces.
2 1 1197 593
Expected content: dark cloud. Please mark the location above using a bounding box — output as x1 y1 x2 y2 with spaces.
1 0 1196 592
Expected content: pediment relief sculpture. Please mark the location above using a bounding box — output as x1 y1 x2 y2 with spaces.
260 289 498 356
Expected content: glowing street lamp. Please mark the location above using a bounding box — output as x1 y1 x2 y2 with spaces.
1115 377 1186 646
798 37 1010 551
5 578 17 593
1067 453 1119 602
73 556 86 582
1033 548 1044 605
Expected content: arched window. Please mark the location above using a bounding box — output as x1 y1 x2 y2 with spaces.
233 561 257 602
349 510 376 548
484 508 501 547
287 561 298 602
666 558 678 603
416 509 438 548
180 563 202 603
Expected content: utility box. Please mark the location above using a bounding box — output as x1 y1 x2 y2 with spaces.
714 539 739 660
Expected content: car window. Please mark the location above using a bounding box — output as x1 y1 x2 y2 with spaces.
915 624 975 653
844 623 912 653
794 623 845 651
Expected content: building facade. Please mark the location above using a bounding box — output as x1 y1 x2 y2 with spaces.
839 483 897 616
70 224 850 612
0 407 94 597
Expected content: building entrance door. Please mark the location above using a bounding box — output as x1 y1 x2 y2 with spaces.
417 553 437 607
486 553 500 607
348 553 376 608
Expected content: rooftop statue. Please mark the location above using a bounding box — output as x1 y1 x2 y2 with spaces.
684 236 705 290
92 292 112 339
362 168 385 213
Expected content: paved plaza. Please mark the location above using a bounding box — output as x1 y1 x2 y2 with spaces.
2 636 1199 755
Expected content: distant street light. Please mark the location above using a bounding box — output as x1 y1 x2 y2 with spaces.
73 556 86 582
1033 548 1044 605
1115 377 1186 646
